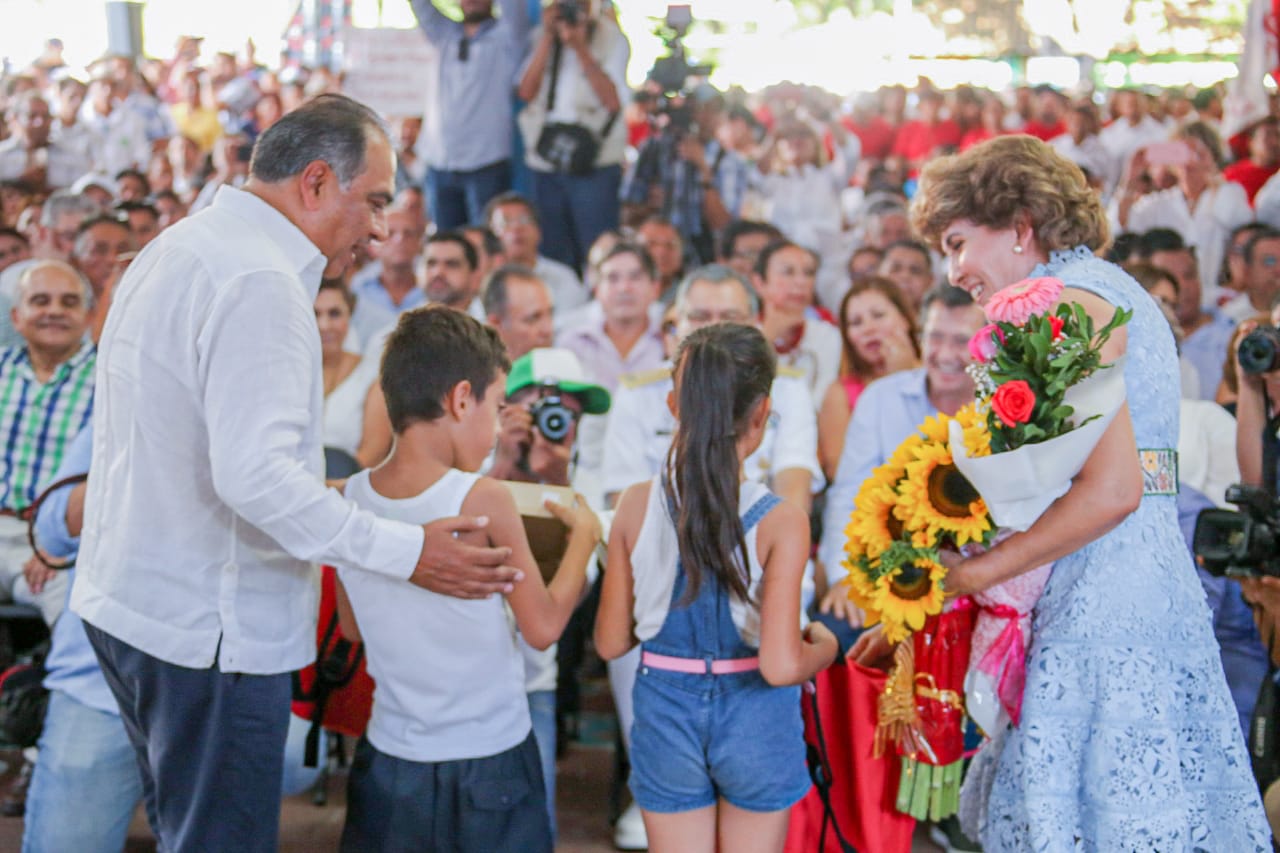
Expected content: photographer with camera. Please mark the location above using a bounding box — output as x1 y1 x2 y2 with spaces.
516 0 629 274
485 347 610 842
620 83 748 266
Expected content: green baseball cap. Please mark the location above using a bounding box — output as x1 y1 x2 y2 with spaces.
505 348 611 415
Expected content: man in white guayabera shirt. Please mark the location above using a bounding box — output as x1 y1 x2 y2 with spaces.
70 95 521 852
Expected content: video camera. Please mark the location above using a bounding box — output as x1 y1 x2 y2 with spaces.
1194 484 1280 578
648 4 713 135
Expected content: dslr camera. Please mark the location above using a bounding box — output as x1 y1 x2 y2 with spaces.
1194 484 1280 578
1238 325 1280 376
529 387 575 443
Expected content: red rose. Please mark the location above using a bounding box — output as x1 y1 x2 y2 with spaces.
991 380 1036 428
1048 316 1065 340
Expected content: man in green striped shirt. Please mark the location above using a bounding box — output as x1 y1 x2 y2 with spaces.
0 258 94 624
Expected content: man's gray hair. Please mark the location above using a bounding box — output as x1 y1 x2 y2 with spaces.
41 190 101 228
250 94 389 188
16 259 95 310
673 264 760 315
482 263 546 320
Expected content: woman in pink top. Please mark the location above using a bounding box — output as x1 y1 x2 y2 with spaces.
816 276 919 481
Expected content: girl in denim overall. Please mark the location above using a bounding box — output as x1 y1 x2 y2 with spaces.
596 323 839 852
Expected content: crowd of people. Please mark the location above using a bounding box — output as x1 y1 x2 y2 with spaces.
0 0 1278 851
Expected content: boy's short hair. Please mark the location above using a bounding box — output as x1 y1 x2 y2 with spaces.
380 305 511 433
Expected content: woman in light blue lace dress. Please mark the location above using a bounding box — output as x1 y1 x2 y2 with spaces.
906 135 1270 851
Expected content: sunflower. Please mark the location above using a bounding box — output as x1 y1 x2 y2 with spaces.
897 441 992 547
847 480 903 560
953 402 992 459
869 555 947 644
917 412 951 445
843 563 880 624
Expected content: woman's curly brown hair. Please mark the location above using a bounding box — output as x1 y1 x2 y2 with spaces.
910 135 1109 256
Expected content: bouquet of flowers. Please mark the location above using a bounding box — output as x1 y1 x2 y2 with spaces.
948 275 1130 735
952 276 1131 531
844 411 992 644
842 411 989 820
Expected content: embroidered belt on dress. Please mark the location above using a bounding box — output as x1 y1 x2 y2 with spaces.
641 650 759 674
1138 447 1178 496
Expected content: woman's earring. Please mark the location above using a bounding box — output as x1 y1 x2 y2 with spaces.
1012 245 1023 254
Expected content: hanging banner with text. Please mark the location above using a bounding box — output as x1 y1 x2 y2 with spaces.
342 26 437 119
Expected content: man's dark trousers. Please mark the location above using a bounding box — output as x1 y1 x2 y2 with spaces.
84 622 291 852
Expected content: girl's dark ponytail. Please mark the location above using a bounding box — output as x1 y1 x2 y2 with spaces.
664 324 776 604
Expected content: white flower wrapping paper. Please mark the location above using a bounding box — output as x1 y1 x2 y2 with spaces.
947 359 1128 532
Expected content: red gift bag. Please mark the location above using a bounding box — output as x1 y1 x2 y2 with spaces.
784 662 916 853
291 566 374 741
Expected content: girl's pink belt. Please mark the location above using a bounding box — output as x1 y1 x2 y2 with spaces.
641 650 759 674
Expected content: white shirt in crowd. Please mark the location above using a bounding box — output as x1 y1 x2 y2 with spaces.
1119 182 1252 307
72 186 424 675
78 103 152 178
322 358 380 460
1098 115 1168 179
536 255 589 323
777 316 842 412
1178 398 1239 510
0 137 93 190
602 364 823 498
1049 132 1119 194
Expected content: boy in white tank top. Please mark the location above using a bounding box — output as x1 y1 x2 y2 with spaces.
334 306 601 852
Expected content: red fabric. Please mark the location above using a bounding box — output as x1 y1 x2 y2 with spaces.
1224 159 1280 205
783 664 916 853
291 566 375 739
1021 119 1065 142
627 118 651 150
960 127 1002 151
842 115 898 160
891 119 961 165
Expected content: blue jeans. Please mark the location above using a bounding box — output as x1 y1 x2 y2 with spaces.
527 689 557 842
425 160 512 230
22 689 143 853
529 165 622 273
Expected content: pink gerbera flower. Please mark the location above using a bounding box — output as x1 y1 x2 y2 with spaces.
985 276 1064 325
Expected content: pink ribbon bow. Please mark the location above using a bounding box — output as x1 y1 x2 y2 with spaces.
975 603 1028 726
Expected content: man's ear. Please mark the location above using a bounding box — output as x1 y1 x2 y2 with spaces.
297 159 332 212
446 379 473 422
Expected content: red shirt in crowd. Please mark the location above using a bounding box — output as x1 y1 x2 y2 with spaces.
842 115 897 160
1021 119 1066 142
891 118 961 165
1223 159 1280 205
960 127 1004 151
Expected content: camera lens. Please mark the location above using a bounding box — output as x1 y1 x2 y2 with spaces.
1239 326 1280 375
532 398 573 443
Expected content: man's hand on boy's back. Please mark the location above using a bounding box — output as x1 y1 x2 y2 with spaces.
411 516 523 598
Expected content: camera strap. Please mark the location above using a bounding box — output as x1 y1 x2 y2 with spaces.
544 33 618 139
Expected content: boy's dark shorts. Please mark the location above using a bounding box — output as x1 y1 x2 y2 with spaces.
340 731 551 853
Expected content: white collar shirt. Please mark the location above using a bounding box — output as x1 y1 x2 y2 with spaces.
71 186 425 675
0 137 93 190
